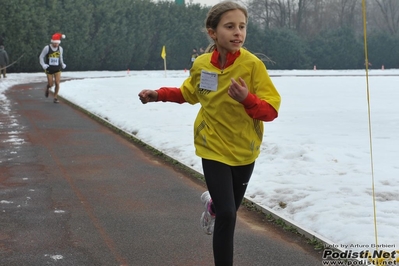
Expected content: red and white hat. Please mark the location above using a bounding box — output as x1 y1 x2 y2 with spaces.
51 33 66 44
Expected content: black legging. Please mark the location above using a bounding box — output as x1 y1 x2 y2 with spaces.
202 159 255 266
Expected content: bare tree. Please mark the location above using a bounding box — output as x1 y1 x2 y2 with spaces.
320 0 362 33
336 0 361 28
371 0 399 35
247 0 298 29
294 0 307 32
245 0 385 37
302 0 327 36
246 0 330 35
247 0 272 29
269 0 293 28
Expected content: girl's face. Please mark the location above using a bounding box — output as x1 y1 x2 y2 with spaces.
208 9 247 54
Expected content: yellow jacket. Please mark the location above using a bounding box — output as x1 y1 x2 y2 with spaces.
157 48 281 166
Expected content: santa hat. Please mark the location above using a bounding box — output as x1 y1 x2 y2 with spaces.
51 33 66 44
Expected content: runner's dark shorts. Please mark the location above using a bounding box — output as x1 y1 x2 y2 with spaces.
45 69 61 75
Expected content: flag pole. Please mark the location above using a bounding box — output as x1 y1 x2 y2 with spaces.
164 57 167 78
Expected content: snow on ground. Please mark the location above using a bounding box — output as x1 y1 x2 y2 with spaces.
1 69 399 260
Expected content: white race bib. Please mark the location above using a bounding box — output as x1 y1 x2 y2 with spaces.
199 70 218 91
49 57 59 66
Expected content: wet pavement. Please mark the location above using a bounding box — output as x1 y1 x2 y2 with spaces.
0 82 323 265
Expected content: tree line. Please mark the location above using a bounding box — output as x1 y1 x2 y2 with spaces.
0 0 398 72
246 0 399 69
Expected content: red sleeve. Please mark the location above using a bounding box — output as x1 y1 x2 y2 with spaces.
156 87 186 104
241 93 278 122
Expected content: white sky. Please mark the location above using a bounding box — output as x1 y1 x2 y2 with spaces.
1 68 399 263
171 0 237 7
187 0 216 6
181 0 221 6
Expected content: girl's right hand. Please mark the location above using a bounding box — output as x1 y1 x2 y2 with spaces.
138 90 158 104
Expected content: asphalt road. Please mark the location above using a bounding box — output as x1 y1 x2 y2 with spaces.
0 82 323 266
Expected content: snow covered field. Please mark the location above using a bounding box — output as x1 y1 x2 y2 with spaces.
1 69 398 259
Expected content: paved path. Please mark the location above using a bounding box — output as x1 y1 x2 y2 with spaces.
0 82 323 265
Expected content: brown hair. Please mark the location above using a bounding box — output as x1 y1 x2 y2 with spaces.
204 1 248 53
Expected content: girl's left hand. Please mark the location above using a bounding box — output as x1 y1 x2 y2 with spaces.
228 77 248 102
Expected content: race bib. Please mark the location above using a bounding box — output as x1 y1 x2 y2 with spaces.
199 70 218 91
49 57 59 66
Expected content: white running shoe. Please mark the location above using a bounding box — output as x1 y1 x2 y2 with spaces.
200 191 215 235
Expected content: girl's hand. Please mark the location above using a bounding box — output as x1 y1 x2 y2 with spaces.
228 77 248 102
138 90 158 104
